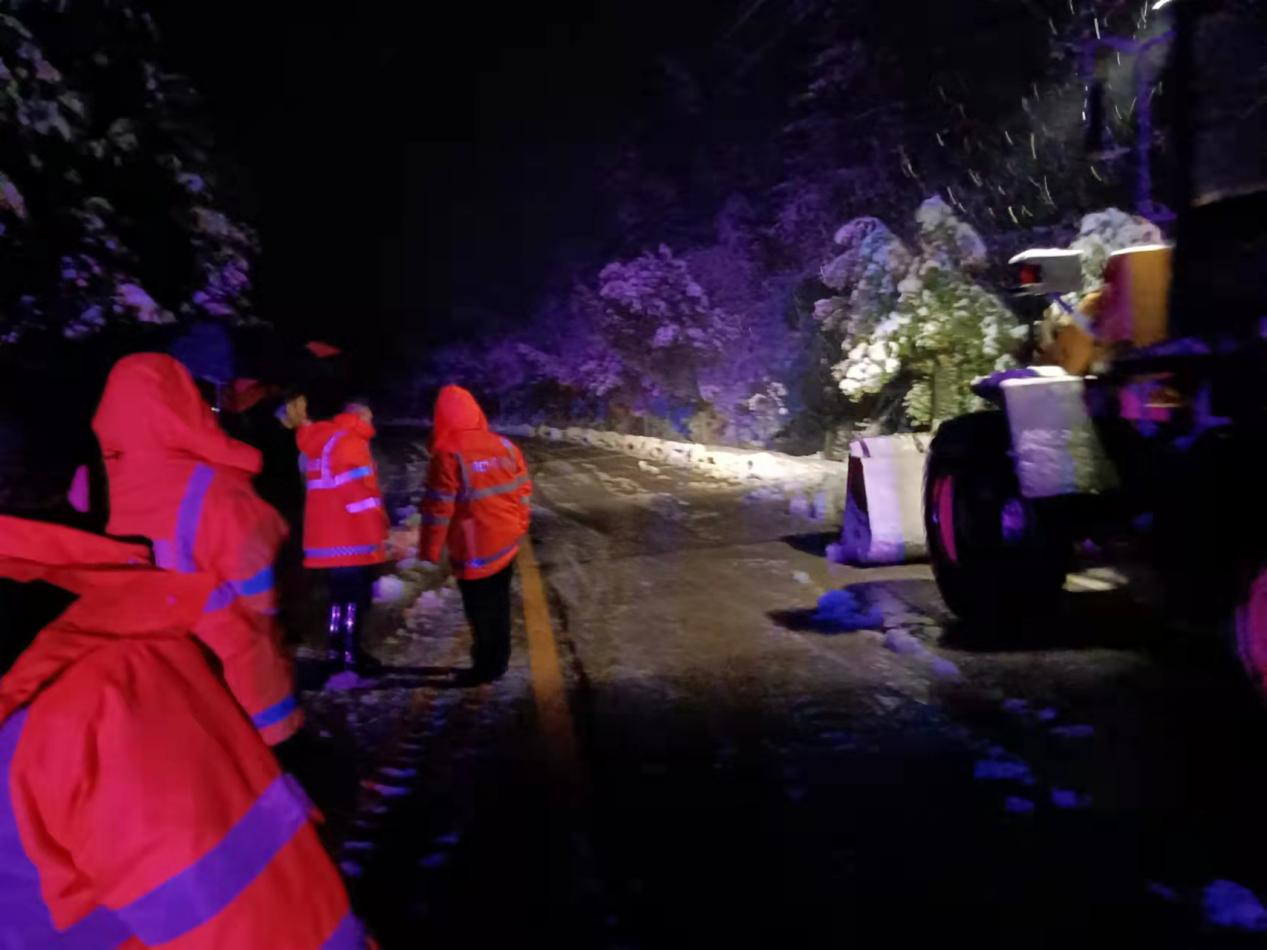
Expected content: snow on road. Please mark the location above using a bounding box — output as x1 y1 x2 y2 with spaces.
287 429 1267 945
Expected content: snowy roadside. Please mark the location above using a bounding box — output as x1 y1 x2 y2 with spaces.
495 422 850 523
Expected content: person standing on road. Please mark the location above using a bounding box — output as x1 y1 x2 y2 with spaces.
296 396 389 674
92 353 303 747
419 385 532 684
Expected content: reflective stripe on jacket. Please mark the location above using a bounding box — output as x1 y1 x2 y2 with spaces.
420 386 531 581
91 354 300 746
0 517 363 949
296 415 389 569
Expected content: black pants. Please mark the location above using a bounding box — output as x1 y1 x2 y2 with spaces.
326 566 374 622
458 564 514 677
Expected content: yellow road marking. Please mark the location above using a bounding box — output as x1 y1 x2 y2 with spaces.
518 538 584 794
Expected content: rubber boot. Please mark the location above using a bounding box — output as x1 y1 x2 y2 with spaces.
340 602 357 670
326 603 344 665
344 602 383 674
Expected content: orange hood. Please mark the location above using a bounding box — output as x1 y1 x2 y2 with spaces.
433 386 487 445
296 413 376 458
92 354 261 473
0 516 213 722
92 354 261 538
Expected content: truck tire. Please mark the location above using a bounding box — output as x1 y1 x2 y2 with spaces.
1233 564 1267 699
924 412 1069 635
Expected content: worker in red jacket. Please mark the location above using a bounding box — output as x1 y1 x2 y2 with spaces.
92 354 302 747
295 396 389 672
0 516 365 948
420 385 532 683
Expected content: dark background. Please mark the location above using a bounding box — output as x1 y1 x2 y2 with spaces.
156 1 1095 368
158 2 757 358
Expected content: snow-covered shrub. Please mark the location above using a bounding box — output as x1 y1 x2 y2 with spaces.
1071 208 1164 290
817 197 1021 428
816 216 912 346
730 379 790 446
596 244 743 404
0 2 258 344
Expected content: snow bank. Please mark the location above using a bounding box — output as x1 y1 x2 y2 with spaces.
1204 881 1267 933
496 422 934 564
373 575 408 604
496 421 852 520
812 589 883 631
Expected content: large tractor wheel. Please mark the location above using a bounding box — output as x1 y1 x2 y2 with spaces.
924 412 1069 634
1233 564 1267 699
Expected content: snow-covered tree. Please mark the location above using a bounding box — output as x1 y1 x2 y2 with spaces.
818 197 1020 428
0 0 258 344
595 244 743 406
1069 206 1164 290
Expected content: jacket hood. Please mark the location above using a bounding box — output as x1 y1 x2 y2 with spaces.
92 353 261 474
433 386 488 443
296 414 375 457
0 516 213 722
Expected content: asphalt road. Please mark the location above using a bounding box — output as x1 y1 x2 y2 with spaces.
303 433 1267 948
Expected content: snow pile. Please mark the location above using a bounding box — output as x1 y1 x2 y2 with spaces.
1203 880 1267 933
497 422 851 521
928 656 962 681
373 575 408 603
812 589 883 631
883 628 925 656
1050 788 1092 810
1004 796 1036 815
974 750 1035 784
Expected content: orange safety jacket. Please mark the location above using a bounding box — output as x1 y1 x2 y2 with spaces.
0 516 364 949
297 415 389 569
91 354 302 746
419 386 531 580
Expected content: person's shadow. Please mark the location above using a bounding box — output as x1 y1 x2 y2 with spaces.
297 660 463 691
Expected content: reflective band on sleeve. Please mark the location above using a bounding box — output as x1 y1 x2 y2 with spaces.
452 542 520 572
252 694 299 730
307 466 374 492
345 497 381 514
334 465 373 485
237 565 276 597
320 432 345 482
304 544 383 560
160 464 214 573
203 565 276 613
321 912 367 949
462 473 529 503
114 775 308 945
420 512 450 526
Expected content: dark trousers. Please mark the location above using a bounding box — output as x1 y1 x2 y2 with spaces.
323 566 375 667
326 566 374 621
458 564 514 677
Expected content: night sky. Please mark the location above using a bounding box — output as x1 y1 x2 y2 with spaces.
159 2 751 359
157 0 1076 369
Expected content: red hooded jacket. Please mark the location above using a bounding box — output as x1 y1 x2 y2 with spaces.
0 516 363 949
91 354 301 746
419 386 531 581
296 414 389 569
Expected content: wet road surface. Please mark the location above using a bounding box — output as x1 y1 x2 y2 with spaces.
299 433 1267 948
